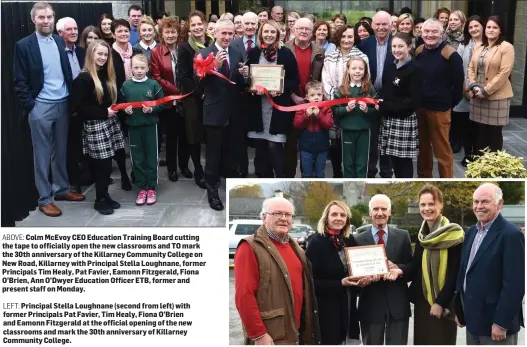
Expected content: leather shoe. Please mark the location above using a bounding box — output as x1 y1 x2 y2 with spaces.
168 170 179 182
105 195 121 209
55 191 86 202
180 168 193 179
209 196 224 211
94 199 114 215
121 175 132 191
39 203 62 217
195 175 207 189
159 159 167 166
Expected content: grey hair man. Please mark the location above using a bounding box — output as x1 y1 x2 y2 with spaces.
234 196 321 345
271 5 284 22
13 2 85 217
353 193 413 345
414 17 464 178
230 12 258 58
455 183 524 345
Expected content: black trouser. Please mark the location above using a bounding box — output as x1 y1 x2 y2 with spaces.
113 148 128 178
390 156 413 178
253 139 285 178
329 139 343 177
368 112 393 178
474 122 503 154
90 157 112 200
204 125 228 196
66 115 83 187
451 111 472 152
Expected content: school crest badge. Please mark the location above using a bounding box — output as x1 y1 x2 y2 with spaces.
146 90 153 97
393 77 400 87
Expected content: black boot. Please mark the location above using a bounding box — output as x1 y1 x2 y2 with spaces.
105 194 121 209
121 175 132 191
194 172 206 189
94 198 114 215
208 191 224 211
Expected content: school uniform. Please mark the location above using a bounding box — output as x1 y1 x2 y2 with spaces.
378 57 423 178
120 77 165 190
332 85 375 178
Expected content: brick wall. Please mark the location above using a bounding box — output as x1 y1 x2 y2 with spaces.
511 0 526 105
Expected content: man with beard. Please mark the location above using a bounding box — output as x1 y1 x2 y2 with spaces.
234 197 321 345
358 10 395 178
13 2 85 217
284 18 324 177
353 194 413 344
455 183 524 344
198 19 245 210
57 17 86 194
128 5 143 45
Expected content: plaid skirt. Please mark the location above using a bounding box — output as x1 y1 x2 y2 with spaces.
469 98 511 126
82 117 125 159
378 113 419 158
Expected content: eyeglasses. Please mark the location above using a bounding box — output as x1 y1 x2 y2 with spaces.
266 211 294 219
295 27 311 32
287 20 296 24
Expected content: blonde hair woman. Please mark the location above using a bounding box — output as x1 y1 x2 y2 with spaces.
132 16 159 62
446 10 466 49
70 40 124 215
285 11 300 42
306 200 361 344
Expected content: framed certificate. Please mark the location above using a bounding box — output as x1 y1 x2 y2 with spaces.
344 245 389 278
249 64 284 93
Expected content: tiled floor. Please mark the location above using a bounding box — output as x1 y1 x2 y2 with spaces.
16 118 527 227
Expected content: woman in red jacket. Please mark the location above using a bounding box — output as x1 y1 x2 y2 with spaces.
151 17 195 184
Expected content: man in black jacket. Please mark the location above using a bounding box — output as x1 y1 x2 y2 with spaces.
415 18 464 178
57 16 86 194
198 19 245 210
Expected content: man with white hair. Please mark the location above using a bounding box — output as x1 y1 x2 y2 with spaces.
234 197 321 345
57 17 86 194
271 5 284 22
230 12 258 60
415 18 464 178
358 10 395 179
198 19 246 210
455 183 524 345
353 194 413 344
13 2 85 217
284 17 325 177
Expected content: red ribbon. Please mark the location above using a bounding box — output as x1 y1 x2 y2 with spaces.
110 53 236 111
254 85 379 112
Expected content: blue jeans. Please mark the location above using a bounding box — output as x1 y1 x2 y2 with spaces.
28 100 70 205
300 151 327 178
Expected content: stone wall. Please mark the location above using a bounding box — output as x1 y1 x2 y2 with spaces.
511 0 526 105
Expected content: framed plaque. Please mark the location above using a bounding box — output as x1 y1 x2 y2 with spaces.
249 64 284 93
344 245 389 279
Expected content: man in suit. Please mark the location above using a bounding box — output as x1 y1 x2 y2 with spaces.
198 19 245 211
358 11 394 179
57 17 86 194
354 194 413 344
229 11 258 177
455 183 524 344
13 2 85 217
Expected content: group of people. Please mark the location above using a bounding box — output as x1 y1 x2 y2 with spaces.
234 183 525 345
13 2 516 215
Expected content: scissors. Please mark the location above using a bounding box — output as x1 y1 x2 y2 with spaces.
238 57 249 69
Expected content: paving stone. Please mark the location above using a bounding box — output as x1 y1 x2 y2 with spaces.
159 204 226 227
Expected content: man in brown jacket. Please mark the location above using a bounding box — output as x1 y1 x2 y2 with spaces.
234 196 321 345
284 18 325 177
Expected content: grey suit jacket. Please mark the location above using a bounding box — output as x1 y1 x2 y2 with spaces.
354 226 413 323
230 36 257 61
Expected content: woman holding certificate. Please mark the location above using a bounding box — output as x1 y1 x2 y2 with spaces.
305 200 360 345
407 184 464 344
246 20 299 178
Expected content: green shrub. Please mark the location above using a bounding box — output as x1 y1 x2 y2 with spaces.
465 149 527 178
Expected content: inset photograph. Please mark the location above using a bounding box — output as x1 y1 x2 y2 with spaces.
228 179 525 345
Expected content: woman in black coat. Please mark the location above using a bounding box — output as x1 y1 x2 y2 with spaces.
246 21 299 178
305 200 361 345
378 32 422 178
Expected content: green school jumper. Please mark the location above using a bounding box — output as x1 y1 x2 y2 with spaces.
332 86 375 178
121 78 165 190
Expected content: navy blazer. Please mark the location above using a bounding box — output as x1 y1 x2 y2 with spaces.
74 45 86 69
197 44 245 126
357 35 394 88
455 214 525 336
13 33 73 113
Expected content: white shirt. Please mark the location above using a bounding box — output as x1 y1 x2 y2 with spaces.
139 41 157 50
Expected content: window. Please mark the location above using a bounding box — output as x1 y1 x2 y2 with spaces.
277 0 390 22
234 224 260 235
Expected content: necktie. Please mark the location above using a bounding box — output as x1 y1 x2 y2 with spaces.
246 39 253 54
222 57 230 77
377 229 385 245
